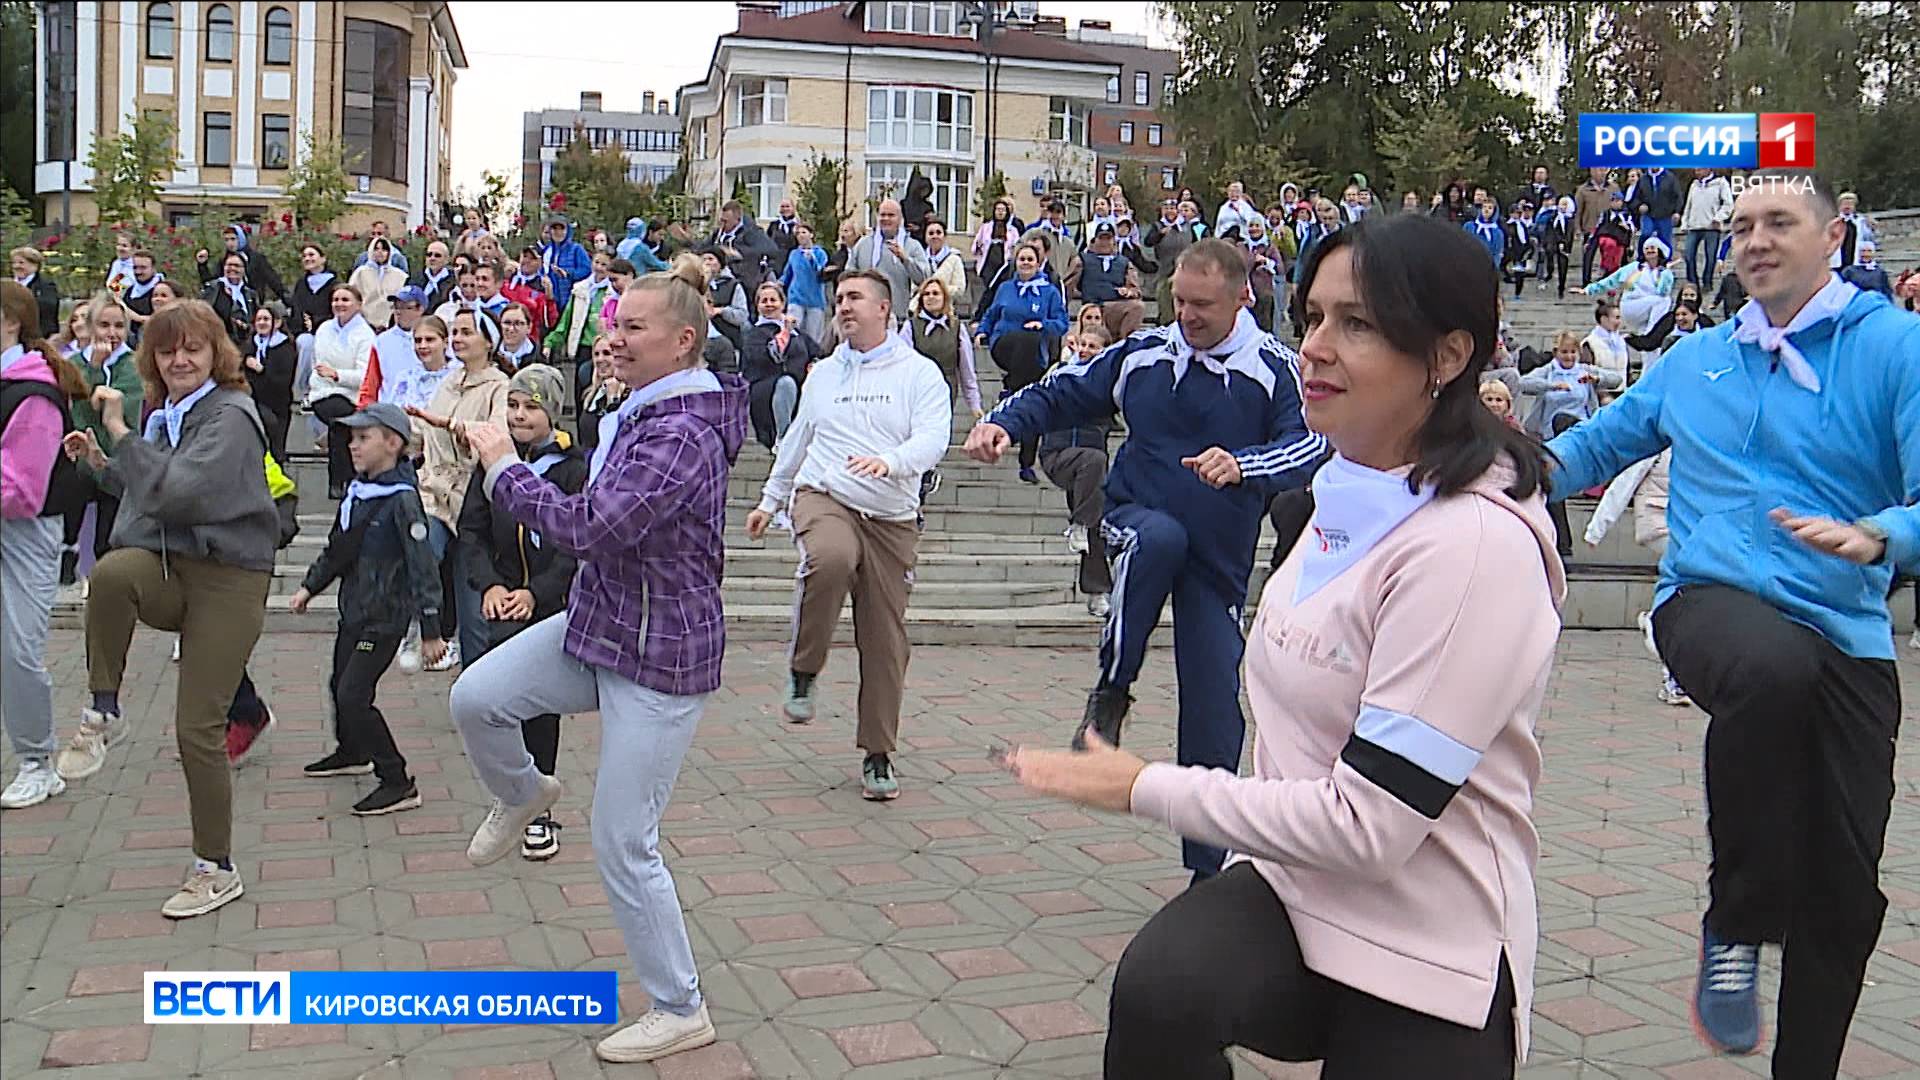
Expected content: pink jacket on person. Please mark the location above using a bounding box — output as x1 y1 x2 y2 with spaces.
1130 459 1566 1061
1 349 66 519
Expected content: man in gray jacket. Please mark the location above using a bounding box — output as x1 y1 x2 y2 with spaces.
846 198 930 326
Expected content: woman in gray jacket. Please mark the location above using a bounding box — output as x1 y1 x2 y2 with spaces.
55 300 277 921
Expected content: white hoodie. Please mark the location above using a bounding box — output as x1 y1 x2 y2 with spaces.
308 313 374 406
757 332 952 522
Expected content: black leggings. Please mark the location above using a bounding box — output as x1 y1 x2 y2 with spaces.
62 474 120 561
1105 863 1516 1079
991 329 1047 469
1546 413 1581 556
310 395 357 491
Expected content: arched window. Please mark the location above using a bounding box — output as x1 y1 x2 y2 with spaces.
206 4 235 63
145 2 175 59
263 7 293 65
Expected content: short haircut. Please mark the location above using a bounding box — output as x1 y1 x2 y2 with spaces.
473 261 499 280
1743 169 1838 219
1076 325 1112 347
11 246 43 267
1175 237 1250 283
837 268 893 302
131 248 155 263
721 199 743 214
607 258 636 276
331 282 364 302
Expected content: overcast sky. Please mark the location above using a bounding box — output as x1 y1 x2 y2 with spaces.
447 2 1169 198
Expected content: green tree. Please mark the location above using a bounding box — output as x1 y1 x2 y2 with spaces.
83 110 177 224
728 174 754 214
971 169 1010 221
790 152 847 239
475 168 515 233
1216 140 1323 211
1375 100 1489 205
281 132 352 229
0 1 35 209
549 125 657 229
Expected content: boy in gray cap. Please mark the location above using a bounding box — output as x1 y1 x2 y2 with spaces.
289 402 445 815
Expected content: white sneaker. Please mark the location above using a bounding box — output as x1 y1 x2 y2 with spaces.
1635 610 1661 661
396 622 423 674
425 639 461 672
1658 671 1693 708
54 708 130 780
467 773 562 866
171 637 181 662
1087 593 1111 618
1065 523 1090 555
1 760 66 809
595 1003 716 1063
1909 628 1919 651
161 862 244 919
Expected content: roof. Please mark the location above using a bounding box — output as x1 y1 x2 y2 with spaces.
727 5 1115 66
427 1 467 68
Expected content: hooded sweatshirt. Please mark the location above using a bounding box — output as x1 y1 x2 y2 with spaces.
1549 282 1920 661
756 332 954 522
1130 455 1566 1062
539 220 594 298
1 347 66 519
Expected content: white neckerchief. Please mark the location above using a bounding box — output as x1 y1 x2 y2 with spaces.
126 273 161 299
143 379 217 447
1 343 24 370
589 366 722 483
1470 219 1501 243
14 272 34 287
918 313 950 333
220 277 249 309
1293 454 1436 605
93 343 131 377
422 266 450 290
254 331 286 359
503 337 535 363
1857 259 1879 272
754 316 785 330
1015 277 1046 298
1097 254 1116 272
1163 306 1264 390
305 271 334 293
1730 275 1859 394
1511 219 1529 244
338 476 413 531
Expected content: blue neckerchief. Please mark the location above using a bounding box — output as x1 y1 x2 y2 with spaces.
588 367 721 483
0 344 24 371
305 271 334 293
143 379 217 447
338 478 413 531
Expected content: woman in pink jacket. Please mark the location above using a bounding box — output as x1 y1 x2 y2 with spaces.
1006 213 1565 1077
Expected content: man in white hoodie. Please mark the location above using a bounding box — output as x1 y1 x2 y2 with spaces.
745 269 952 801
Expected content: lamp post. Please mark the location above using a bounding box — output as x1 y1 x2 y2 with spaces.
961 2 1006 189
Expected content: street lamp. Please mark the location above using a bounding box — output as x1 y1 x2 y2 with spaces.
960 2 1007 184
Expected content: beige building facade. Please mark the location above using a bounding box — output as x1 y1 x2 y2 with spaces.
35 1 464 230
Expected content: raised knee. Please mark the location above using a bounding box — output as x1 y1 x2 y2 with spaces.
798 546 856 584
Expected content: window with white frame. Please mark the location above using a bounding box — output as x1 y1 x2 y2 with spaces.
1105 75 1119 104
729 166 786 220
622 129 640 151
867 86 973 154
542 125 567 147
1147 123 1162 147
1118 121 1133 144
1161 166 1177 189
733 78 787 127
864 0 963 36
1133 71 1149 106
1102 161 1118 186
868 162 972 230
1163 72 1176 102
1048 97 1088 146
695 121 709 159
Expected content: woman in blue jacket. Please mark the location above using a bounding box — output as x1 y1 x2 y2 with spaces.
974 242 1068 482
777 222 831 345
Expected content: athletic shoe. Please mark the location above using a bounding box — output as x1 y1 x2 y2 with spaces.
1 760 66 809
171 637 180 662
783 670 817 724
1087 593 1111 619
920 468 942 499
1636 609 1661 661
862 754 900 801
225 705 274 765
1909 628 1919 651
425 639 462 672
58 549 77 586
1658 672 1693 708
1018 467 1039 485
161 862 244 919
1692 925 1763 1055
1065 524 1089 555
303 750 373 777
522 815 561 861
54 708 129 780
352 780 422 815
594 1003 716 1063
396 622 422 675
467 773 563 866
1072 684 1133 750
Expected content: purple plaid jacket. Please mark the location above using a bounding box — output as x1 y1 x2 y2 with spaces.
491 373 749 694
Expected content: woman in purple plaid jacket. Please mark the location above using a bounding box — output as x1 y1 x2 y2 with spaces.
449 254 749 1065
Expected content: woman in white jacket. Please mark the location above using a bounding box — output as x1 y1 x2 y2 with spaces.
347 237 408 330
307 284 374 496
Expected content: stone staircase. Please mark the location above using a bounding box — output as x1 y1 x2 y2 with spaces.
51 218 1920 642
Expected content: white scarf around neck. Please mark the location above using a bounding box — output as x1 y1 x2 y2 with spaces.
1293 454 1436 604
1165 306 1260 388
1730 274 1858 394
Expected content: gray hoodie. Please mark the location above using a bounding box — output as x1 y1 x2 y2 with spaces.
107 387 278 572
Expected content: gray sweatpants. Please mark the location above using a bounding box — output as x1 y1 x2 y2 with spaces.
1 515 61 762
449 613 706 1017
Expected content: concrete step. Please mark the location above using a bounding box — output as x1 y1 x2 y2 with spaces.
723 577 1074 609
727 547 1077 584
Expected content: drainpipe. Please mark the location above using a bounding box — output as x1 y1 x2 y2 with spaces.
842 44 853 215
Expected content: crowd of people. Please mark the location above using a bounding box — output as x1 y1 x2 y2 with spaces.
0 159 1915 1077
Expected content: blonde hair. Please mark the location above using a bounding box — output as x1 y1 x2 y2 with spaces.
625 253 712 367
88 290 129 331
1478 378 1512 401
10 246 43 268
1553 329 1581 352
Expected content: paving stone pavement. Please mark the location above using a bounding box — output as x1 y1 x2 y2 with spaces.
2 628 1916 1080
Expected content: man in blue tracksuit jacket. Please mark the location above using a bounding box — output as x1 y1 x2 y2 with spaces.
967 238 1325 878
1547 172 1918 1075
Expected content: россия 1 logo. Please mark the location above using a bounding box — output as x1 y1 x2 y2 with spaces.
1579 113 1816 170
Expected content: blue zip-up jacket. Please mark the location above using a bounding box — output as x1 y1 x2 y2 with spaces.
1464 218 1505 264
779 245 830 310
540 222 594 299
1547 285 1920 660
977 277 1068 347
988 310 1325 573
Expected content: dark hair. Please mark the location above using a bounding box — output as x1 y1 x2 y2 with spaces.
607 258 636 276
1295 213 1548 500
519 245 541 260
1593 300 1618 324
1742 168 1838 218
836 268 894 306
1673 298 1700 316
330 282 364 303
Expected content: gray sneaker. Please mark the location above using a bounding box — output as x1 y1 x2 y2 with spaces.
161 863 244 919
466 774 562 866
783 671 817 724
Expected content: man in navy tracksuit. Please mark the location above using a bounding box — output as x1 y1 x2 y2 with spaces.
966 238 1325 877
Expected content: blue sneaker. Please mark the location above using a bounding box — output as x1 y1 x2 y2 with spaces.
1692 924 1763 1055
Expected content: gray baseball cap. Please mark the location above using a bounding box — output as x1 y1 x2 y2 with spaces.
338 402 413 441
